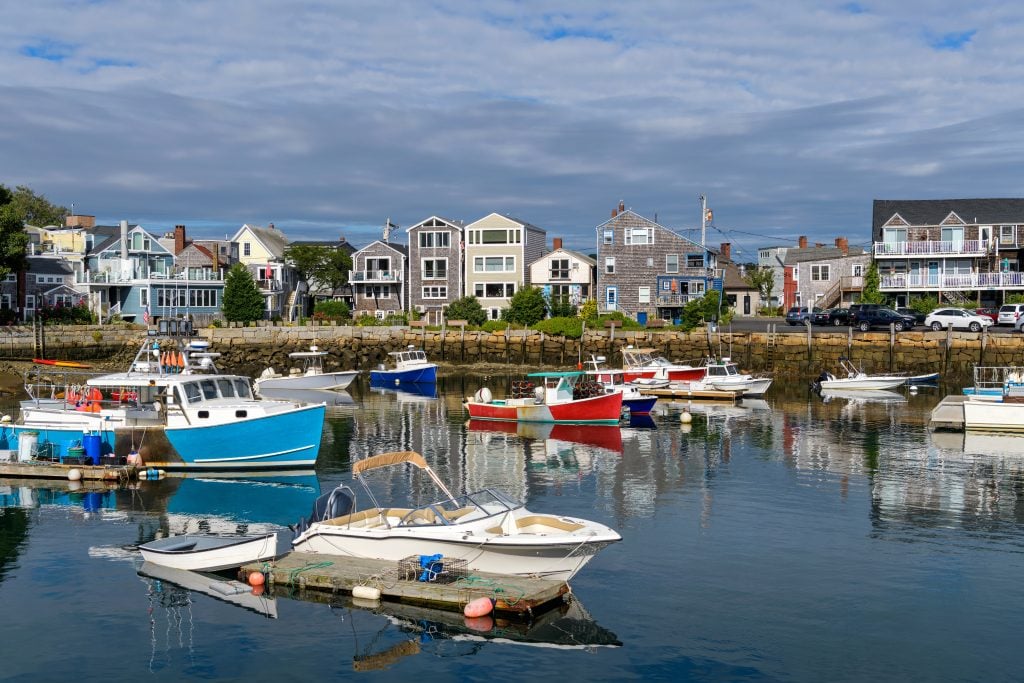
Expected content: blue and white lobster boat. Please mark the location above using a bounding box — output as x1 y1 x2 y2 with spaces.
1 324 325 471
369 346 437 384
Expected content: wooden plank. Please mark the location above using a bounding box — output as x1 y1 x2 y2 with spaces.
240 551 569 616
0 460 134 481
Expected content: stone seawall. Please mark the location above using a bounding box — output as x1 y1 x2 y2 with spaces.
4 323 1022 383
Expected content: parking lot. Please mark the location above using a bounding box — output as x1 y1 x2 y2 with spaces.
721 316 1021 335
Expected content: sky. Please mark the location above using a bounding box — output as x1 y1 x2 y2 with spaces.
2 1 1022 262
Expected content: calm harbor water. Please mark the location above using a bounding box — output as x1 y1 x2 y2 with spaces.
2 374 1024 682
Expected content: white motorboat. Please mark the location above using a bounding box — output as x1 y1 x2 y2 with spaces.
291 451 621 581
962 366 1024 432
701 358 773 396
813 358 907 391
620 346 705 383
369 346 437 384
139 532 278 571
255 345 358 393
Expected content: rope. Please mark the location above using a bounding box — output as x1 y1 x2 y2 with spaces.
452 574 526 607
286 560 333 585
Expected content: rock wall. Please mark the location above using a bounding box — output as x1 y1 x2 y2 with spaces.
3 323 1019 383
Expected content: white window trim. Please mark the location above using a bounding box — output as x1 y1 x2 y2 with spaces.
605 256 615 274
810 264 831 282
638 286 651 304
666 254 679 273
473 282 516 298
421 257 448 279
473 255 516 273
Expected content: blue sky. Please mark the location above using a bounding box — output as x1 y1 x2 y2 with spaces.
0 1 1019 262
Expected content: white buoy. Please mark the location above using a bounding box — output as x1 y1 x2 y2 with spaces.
909 385 918 394
680 411 693 423
67 468 82 481
352 585 381 601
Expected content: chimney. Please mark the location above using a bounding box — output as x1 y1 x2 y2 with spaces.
211 241 220 273
611 208 618 218
553 237 563 250
720 242 731 261
835 237 849 255
798 235 807 249
174 225 186 254
120 220 128 259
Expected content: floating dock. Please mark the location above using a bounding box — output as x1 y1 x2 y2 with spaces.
239 551 569 616
0 460 138 481
929 395 965 431
636 385 742 401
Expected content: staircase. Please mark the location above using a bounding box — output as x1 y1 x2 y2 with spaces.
942 290 970 305
817 280 843 309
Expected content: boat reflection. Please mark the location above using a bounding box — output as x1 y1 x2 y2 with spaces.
369 381 438 401
255 387 355 407
466 419 623 454
818 388 907 404
138 561 278 619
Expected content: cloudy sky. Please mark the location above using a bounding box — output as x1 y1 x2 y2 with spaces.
2 1 1021 261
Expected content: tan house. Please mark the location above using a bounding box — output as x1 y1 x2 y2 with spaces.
463 213 546 320
230 223 299 320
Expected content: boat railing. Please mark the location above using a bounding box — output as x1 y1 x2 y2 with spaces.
973 366 1024 395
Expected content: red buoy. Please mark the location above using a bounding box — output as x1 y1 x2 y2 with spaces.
463 596 493 618
247 572 266 587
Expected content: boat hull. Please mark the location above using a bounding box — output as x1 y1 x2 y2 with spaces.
622 396 658 415
818 377 906 390
255 370 357 392
370 365 437 384
706 377 773 396
464 391 623 424
139 533 278 571
4 403 326 470
623 367 705 383
963 399 1024 432
292 530 616 581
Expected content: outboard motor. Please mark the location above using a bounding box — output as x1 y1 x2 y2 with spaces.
293 486 355 539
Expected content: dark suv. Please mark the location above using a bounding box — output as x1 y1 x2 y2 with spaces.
852 307 917 331
786 306 822 325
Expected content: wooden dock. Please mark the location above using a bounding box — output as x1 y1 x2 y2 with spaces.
240 551 569 616
0 460 137 481
929 395 965 431
637 385 741 401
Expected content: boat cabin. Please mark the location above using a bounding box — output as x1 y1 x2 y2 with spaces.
389 348 429 368
526 371 581 404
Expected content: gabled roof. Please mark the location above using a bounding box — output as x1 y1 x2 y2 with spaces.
353 240 407 257
873 199 1024 231
405 216 465 233
541 247 596 267
231 223 290 258
596 208 703 250
42 283 81 297
721 261 755 291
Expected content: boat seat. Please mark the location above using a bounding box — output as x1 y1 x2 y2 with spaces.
485 515 585 535
439 506 477 522
323 508 388 528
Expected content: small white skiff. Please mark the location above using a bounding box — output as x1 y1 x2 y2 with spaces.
139 532 278 571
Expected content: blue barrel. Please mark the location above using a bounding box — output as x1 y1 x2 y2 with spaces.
83 433 102 465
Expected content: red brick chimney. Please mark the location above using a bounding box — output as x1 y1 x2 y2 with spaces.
174 225 186 254
835 237 849 255
798 235 808 249
553 237 563 250
720 242 731 260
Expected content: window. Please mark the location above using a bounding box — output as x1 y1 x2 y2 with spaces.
366 257 391 275
603 229 613 245
666 255 679 273
686 254 704 268
188 289 218 307
605 257 615 274
367 284 392 298
1000 225 1016 245
471 228 520 245
625 228 653 245
691 281 705 295
550 258 570 279
605 286 617 308
419 231 451 248
52 294 74 307
25 295 35 310
474 282 515 298
4 274 15 282
852 264 864 277
474 256 515 272
0 294 9 309
810 265 831 281
157 288 188 307
646 257 654 267
243 242 251 256
422 258 448 279
422 286 447 299
183 382 202 403
638 286 651 304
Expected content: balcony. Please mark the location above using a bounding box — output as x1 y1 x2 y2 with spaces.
77 270 224 285
655 294 702 306
881 271 1024 291
873 240 988 258
349 270 403 283
257 279 283 292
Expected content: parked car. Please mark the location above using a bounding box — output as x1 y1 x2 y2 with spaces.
975 307 999 323
896 307 928 325
853 307 917 332
848 303 883 324
997 303 1024 327
924 308 994 332
812 308 850 326
785 306 822 325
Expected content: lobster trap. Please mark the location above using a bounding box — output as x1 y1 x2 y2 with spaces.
397 555 468 584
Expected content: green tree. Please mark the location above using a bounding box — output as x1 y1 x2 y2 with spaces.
503 286 547 326
445 296 487 326
284 244 327 284
743 265 776 311
314 249 352 292
0 205 29 280
221 263 265 322
859 261 884 304
3 185 68 226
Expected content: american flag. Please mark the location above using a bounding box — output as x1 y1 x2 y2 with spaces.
143 305 150 324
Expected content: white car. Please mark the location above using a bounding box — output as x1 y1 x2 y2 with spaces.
925 308 994 332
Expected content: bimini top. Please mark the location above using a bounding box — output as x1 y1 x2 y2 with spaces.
352 450 429 475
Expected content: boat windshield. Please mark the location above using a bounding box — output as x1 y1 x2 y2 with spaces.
395 488 522 527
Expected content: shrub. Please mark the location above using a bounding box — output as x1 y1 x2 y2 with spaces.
314 300 350 321
38 302 93 324
481 320 507 333
533 316 583 338
445 296 488 327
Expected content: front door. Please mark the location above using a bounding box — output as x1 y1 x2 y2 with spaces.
928 261 940 287
605 286 617 311
744 295 751 315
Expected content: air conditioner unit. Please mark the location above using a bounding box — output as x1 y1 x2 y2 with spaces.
414 305 426 313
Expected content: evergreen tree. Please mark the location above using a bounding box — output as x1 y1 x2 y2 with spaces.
859 261 884 304
221 263 265 322
0 205 29 280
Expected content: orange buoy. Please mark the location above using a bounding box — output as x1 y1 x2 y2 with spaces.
247 571 266 587
463 597 493 618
